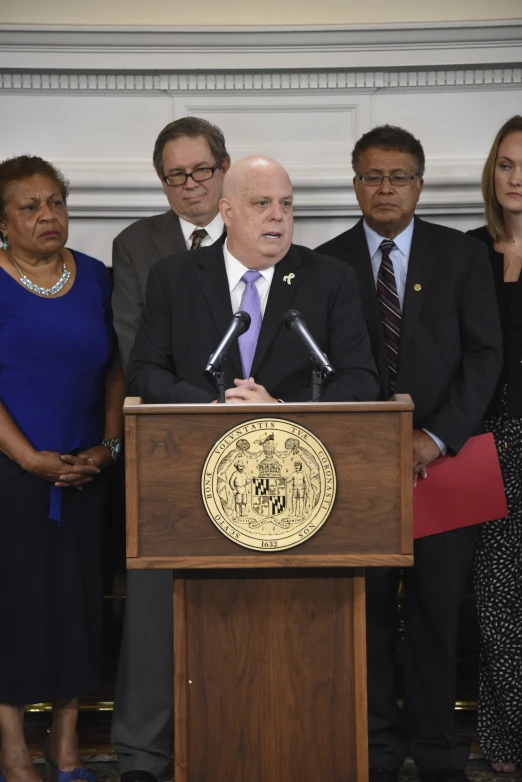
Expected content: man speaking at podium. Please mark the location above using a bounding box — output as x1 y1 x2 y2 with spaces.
127 156 379 406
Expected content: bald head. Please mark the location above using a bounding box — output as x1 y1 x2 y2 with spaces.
222 156 292 199
220 156 294 270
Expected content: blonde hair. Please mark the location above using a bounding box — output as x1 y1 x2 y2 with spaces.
482 115 522 242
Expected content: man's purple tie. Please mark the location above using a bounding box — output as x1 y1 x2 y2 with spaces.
376 239 401 394
238 270 262 378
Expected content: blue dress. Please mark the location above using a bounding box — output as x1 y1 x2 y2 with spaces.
0 251 114 703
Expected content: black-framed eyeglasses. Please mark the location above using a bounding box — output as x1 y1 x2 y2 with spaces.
358 173 417 187
162 165 219 187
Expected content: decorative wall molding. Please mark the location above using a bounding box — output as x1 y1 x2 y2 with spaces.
1 20 519 259
56 157 486 219
1 68 521 94
0 21 521 71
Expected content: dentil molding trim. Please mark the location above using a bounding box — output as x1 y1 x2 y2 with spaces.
1 68 521 93
0 21 521 71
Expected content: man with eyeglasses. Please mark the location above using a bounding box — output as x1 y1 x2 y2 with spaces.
111 117 230 782
316 125 502 782
112 117 231 369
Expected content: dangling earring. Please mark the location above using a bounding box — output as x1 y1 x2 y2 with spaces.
1 234 7 251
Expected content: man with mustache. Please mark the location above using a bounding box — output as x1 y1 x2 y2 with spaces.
316 125 502 782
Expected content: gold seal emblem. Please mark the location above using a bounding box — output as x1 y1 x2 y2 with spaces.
201 418 337 551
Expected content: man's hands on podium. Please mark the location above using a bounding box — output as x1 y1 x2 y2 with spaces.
226 377 278 403
210 377 278 404
412 429 441 487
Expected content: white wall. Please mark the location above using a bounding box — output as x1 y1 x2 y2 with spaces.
0 22 521 264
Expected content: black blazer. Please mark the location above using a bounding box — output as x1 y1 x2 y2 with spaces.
316 216 503 453
127 241 380 404
468 225 522 418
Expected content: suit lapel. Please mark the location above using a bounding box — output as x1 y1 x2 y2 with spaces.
250 246 304 377
194 242 242 379
343 221 390 391
150 210 187 259
397 216 438 378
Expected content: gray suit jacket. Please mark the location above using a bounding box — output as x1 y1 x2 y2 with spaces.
112 209 187 369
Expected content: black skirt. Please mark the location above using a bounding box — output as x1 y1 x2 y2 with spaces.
0 453 108 704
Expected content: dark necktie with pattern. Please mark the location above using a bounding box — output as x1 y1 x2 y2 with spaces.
376 239 401 394
190 228 208 250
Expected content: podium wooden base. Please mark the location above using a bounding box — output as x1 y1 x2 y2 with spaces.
174 568 368 782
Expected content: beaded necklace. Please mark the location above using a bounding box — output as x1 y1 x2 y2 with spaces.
9 252 71 296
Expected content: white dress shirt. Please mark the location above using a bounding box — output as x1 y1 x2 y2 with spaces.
223 240 275 317
180 212 224 250
363 219 446 455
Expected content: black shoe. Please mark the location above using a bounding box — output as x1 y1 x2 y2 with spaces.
420 769 470 782
369 769 399 782
120 772 159 782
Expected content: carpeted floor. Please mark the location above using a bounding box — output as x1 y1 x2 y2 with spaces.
31 758 522 781
399 757 522 780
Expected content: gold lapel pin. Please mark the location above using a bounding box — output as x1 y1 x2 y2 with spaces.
414 283 422 292
283 273 295 285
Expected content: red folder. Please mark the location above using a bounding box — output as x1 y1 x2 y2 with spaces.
413 432 508 539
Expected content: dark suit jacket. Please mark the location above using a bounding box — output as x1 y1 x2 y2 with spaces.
316 217 503 453
468 225 522 418
112 210 187 369
127 240 380 404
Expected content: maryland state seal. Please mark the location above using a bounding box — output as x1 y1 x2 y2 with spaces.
201 418 337 551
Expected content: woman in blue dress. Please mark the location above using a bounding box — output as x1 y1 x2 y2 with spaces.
0 156 125 782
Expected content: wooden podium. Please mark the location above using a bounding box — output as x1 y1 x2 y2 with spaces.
124 397 413 782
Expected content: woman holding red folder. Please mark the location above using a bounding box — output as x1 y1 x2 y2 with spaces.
470 115 522 774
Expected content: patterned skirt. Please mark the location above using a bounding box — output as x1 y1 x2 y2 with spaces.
473 384 522 765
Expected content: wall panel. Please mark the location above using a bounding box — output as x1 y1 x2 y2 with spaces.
0 23 521 264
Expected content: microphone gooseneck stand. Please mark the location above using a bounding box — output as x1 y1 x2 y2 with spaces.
311 363 324 402
203 310 251 404
283 309 336 402
203 362 227 404
215 368 226 404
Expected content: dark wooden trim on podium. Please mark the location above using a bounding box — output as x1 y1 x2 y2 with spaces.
399 408 413 554
128 554 414 569
123 399 415 416
353 568 369 782
173 576 188 782
124 398 140 558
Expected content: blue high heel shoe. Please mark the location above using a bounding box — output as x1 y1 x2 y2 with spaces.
44 737 95 782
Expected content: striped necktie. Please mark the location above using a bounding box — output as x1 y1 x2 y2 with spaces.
190 228 207 250
376 239 401 394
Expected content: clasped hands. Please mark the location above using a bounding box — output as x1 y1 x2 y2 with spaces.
412 429 441 487
212 377 278 404
25 446 113 489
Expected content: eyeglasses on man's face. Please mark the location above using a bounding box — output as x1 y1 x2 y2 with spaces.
163 165 219 187
358 172 418 187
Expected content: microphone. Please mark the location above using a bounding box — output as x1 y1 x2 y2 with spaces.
283 309 336 380
204 310 251 381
